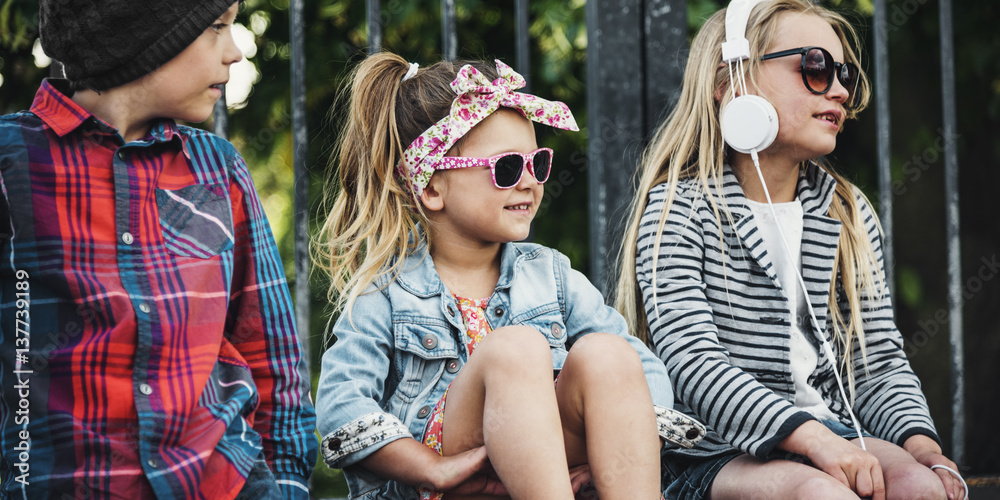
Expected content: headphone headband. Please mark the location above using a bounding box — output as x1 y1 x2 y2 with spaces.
722 0 769 63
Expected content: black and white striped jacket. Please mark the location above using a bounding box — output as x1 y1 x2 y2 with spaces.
636 163 938 459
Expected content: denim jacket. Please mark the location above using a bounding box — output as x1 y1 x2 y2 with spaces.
316 239 705 499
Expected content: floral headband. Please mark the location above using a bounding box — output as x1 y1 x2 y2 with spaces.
395 59 579 197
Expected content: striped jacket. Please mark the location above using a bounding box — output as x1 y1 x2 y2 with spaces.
636 163 938 459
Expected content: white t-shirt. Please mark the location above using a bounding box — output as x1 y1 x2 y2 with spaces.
746 198 837 420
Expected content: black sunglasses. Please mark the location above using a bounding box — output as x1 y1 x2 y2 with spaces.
760 46 860 108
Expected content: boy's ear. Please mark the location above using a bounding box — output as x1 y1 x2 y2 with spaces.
420 177 445 212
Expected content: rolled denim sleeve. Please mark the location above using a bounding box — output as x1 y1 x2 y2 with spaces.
315 287 412 469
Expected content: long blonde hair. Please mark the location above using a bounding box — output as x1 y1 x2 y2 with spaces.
314 53 498 316
614 0 878 399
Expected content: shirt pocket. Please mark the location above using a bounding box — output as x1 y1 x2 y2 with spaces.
391 319 458 404
156 183 234 258
519 308 569 369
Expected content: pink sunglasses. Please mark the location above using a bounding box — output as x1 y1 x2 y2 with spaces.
435 148 553 189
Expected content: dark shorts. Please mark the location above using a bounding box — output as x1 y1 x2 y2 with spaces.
234 457 283 500
662 419 874 500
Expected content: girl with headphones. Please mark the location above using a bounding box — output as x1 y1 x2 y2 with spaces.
616 0 965 499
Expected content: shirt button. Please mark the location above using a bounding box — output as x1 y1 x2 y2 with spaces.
551 323 564 338
421 334 438 350
138 302 151 314
117 151 125 161
493 306 504 317
446 360 460 373
146 458 158 469
139 383 153 395
685 428 701 440
417 405 431 419
122 232 134 245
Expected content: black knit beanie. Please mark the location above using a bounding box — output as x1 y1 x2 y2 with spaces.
39 0 237 91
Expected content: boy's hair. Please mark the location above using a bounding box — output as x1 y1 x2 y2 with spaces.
314 52 497 315
614 0 877 400
39 0 237 91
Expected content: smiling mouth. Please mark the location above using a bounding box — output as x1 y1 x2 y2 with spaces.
505 203 531 211
815 112 841 126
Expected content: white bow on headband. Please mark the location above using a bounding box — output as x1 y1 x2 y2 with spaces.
396 59 579 197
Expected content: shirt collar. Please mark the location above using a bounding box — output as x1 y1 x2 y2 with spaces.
30 79 189 157
30 79 93 138
396 227 523 298
720 162 838 218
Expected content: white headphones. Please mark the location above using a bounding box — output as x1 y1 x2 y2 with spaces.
720 0 778 154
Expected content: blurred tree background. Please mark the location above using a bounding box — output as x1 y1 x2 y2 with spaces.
3 0 997 496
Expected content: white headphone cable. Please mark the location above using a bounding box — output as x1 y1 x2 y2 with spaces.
749 148 868 451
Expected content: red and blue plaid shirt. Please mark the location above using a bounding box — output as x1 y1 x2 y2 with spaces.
0 80 316 499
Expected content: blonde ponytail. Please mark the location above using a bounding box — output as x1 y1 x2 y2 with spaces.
314 53 498 317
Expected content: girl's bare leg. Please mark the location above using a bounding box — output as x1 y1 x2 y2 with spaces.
554 332 661 500
441 325 574 500
858 438 946 500
710 455 860 500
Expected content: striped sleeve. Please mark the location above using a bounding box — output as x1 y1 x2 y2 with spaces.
637 184 813 458
847 192 939 446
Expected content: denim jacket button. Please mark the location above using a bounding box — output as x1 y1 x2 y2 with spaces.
417 405 431 419
446 360 460 373
421 334 438 350
550 323 564 338
327 437 342 451
447 305 456 317
493 306 504 317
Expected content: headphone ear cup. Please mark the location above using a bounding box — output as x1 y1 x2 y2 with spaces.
721 94 779 153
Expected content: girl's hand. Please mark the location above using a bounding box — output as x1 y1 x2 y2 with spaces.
904 435 966 500
428 446 508 495
569 463 593 494
780 421 885 499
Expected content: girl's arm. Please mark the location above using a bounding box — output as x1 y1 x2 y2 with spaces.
637 183 813 458
360 439 506 495
315 286 412 469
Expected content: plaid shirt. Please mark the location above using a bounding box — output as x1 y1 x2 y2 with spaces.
0 80 316 499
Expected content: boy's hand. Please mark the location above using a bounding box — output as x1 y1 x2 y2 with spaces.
904 435 966 500
429 446 507 495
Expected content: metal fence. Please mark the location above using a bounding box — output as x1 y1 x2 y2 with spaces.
212 0 966 464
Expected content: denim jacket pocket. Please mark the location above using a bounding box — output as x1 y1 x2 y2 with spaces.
391 318 458 403
519 309 569 369
156 183 234 258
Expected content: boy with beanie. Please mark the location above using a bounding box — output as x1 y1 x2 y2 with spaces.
0 2 317 499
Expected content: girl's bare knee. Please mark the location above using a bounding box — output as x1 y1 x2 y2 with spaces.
791 475 857 500
477 325 552 372
565 332 641 376
886 464 946 500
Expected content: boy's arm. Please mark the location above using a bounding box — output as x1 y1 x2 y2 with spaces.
227 152 316 499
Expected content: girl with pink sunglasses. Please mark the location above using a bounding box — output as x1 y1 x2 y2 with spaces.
313 52 704 499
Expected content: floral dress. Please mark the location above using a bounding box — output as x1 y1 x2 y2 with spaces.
419 295 492 500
